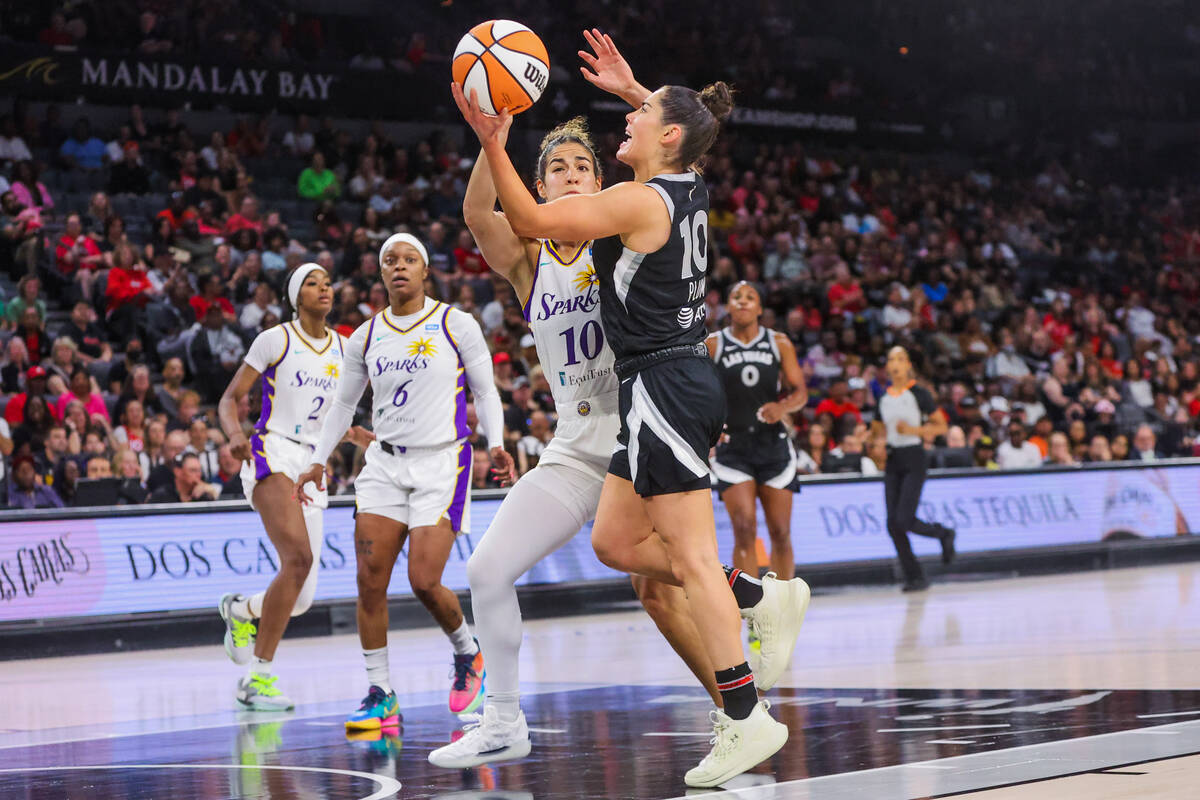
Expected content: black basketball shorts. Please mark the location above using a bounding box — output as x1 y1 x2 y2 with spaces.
711 430 799 494
609 353 726 497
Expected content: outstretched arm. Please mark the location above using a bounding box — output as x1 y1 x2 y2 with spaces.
452 85 668 248
578 29 652 108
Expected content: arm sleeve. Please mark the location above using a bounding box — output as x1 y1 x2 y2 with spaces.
448 309 503 449
243 327 285 374
912 386 937 418
309 323 371 466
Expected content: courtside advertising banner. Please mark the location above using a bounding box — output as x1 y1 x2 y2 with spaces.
1 463 1197 622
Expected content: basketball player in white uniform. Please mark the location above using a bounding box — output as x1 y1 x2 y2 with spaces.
296 234 515 730
217 264 363 710
429 117 718 769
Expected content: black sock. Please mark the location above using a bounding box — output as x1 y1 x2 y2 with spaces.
723 566 764 609
715 662 757 720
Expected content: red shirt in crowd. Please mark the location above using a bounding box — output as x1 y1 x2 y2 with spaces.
156 206 197 231
813 398 863 424
106 266 155 314
454 245 490 276
828 281 866 314
55 234 102 274
224 213 264 236
189 295 236 319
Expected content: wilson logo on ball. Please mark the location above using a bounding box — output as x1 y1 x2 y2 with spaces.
452 19 550 116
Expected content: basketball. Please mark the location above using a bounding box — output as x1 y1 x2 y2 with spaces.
452 20 550 116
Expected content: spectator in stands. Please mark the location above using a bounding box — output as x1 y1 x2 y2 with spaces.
112 400 147 454
471 446 501 490
60 301 107 362
3 454 63 509
114 448 149 504
516 410 553 475
0 115 33 167
189 272 236 322
147 452 219 503
9 161 54 214
796 425 827 473
224 195 263 241
215 444 244 498
16 305 50 364
1088 435 1113 462
44 337 79 389
187 305 245 403
503 376 535 438
764 231 808 285
0 191 43 278
1045 432 1078 466
814 380 863 426
37 423 71 478
6 275 46 326
239 282 281 331
997 422 1042 469
55 213 104 301
116 364 163 419
298 151 340 200
104 243 155 341
5 365 48 425
973 435 999 469
0 338 30 394
59 118 107 173
55 366 109 424
1131 424 1161 462
185 414 220 481
283 114 315 157
109 141 151 194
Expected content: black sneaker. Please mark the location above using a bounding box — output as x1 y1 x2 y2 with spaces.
902 578 930 593
939 527 957 565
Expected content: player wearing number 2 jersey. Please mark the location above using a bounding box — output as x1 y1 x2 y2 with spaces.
430 114 719 770
216 263 362 711
455 29 810 789
295 234 516 731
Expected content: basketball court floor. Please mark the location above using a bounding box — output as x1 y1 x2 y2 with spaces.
2 562 1198 799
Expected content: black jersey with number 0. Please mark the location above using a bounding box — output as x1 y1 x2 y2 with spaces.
714 326 784 433
592 172 710 359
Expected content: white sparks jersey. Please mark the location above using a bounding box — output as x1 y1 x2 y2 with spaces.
346 298 475 448
245 321 345 447
521 241 618 416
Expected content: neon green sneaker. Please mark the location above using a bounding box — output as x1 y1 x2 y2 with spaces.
236 673 295 711
219 593 257 665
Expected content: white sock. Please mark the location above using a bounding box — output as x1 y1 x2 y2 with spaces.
232 595 255 620
363 646 392 694
448 620 478 656
486 691 522 723
249 656 272 677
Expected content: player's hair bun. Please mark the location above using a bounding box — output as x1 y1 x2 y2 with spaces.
698 82 734 122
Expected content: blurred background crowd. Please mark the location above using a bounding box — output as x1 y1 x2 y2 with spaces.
0 0 1198 508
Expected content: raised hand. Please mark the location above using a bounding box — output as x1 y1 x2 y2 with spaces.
578 28 637 97
451 83 513 150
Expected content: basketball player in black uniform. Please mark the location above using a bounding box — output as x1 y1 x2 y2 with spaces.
708 282 809 596
453 30 809 788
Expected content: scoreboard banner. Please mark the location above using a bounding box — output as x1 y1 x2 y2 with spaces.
1 461 1197 623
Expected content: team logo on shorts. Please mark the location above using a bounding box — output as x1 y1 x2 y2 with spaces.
577 400 591 417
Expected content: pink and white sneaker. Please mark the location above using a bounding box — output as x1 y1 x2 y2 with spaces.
448 639 485 715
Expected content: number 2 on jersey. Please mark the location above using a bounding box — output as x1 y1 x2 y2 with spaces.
307 396 325 421
559 320 604 366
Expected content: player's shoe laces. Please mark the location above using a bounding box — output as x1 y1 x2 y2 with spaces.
684 700 788 788
345 685 400 730
429 705 532 768
236 673 295 711
741 573 810 690
219 593 256 665
448 640 485 714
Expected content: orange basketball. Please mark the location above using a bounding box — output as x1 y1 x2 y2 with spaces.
452 20 550 116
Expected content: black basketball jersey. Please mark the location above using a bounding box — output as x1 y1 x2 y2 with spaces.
592 172 710 359
714 326 784 433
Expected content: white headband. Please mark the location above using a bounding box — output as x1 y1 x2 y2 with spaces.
379 233 429 268
287 263 326 310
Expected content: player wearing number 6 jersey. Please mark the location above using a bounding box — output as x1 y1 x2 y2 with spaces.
453 30 810 788
216 263 365 711
295 234 516 731
430 113 719 771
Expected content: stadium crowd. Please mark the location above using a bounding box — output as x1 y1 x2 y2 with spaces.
0 96 1198 509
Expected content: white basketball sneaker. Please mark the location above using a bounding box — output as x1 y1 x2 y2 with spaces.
684 701 788 788
742 574 811 690
428 704 532 769
236 673 295 712
219 592 256 665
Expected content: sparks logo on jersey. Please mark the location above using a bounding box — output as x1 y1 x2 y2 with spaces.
535 283 600 322
407 337 437 358
324 363 340 379
291 369 338 391
573 265 598 293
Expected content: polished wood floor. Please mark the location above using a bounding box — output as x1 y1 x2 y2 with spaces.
1 563 1197 798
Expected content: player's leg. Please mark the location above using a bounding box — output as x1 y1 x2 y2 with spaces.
723 481 761 577
223 473 310 711
406 517 485 714
429 467 590 768
630 575 720 705
345 511 406 730
590 473 679 585
757 484 795 580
